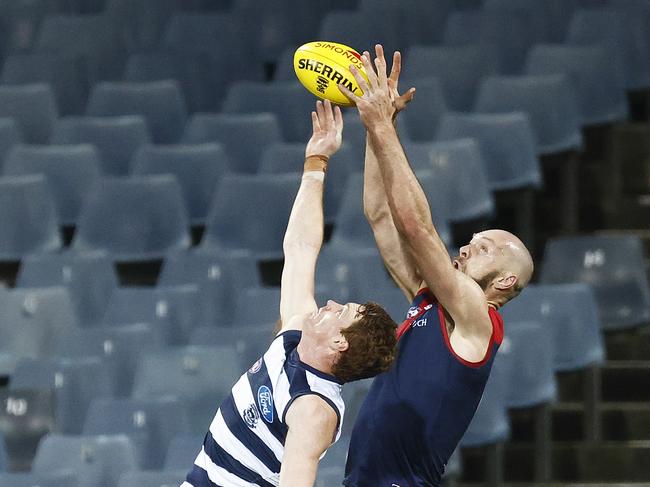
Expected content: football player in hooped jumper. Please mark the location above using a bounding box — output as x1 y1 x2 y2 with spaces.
181 99 398 487
339 45 534 487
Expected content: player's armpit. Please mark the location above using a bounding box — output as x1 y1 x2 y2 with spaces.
280 395 338 487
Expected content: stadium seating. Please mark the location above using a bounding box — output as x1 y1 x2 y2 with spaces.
0 0 47 53
182 113 282 174
0 432 6 471
117 470 187 487
475 74 583 155
132 346 244 433
435 112 542 191
51 115 151 176
540 235 650 330
10 356 113 434
130 143 230 224
164 434 203 470
0 471 79 487
16 251 118 326
258 143 358 223
83 396 190 469
106 0 180 50
231 287 280 327
317 10 402 55
73 176 191 261
33 14 125 84
0 118 23 163
102 285 202 345
202 173 300 259
0 84 57 144
86 80 187 144
404 45 500 112
159 249 261 327
396 77 448 141
525 44 628 125
55 323 166 397
32 434 138 487
0 389 56 471
1 53 86 115
501 283 605 371
0 287 77 375
407 138 495 222
3 144 102 225
123 50 227 112
221 81 317 143
442 9 535 74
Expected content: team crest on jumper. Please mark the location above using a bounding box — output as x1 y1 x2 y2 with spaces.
248 358 263 374
406 306 419 319
257 386 274 423
243 403 259 428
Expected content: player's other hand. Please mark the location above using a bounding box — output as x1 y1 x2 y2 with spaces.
305 99 343 159
338 45 415 128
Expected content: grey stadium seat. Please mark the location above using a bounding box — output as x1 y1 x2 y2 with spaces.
0 84 57 144
0 118 23 163
117 470 187 487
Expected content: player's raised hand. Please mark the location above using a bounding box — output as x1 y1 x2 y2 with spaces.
305 99 343 159
386 48 416 118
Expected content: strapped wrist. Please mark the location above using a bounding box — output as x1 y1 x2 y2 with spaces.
304 154 329 173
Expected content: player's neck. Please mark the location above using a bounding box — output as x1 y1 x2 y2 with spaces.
296 339 336 376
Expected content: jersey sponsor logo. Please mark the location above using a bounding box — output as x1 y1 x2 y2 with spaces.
243 403 259 428
257 386 274 423
248 358 263 374
412 318 427 328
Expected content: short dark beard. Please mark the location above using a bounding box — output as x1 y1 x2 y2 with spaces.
475 270 500 292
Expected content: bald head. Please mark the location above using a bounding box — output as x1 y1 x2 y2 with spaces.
480 229 534 295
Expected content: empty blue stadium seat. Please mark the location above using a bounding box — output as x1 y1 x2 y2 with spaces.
436 112 542 191
540 235 650 330
0 84 57 144
164 434 204 470
221 81 316 143
83 397 191 469
51 116 151 176
55 323 166 397
258 143 357 223
0 118 22 163
3 144 102 225
0 175 61 260
475 75 583 155
73 176 191 261
525 44 628 125
442 9 535 74
330 172 452 251
0 432 6 471
131 143 229 224
316 466 346 487
1 53 86 115
123 50 227 112
16 251 118 326
408 138 494 222
339 114 367 162
117 470 187 487
132 346 244 433
498 320 557 408
317 10 401 55
102 285 202 345
106 0 180 50
231 287 280 327
501 283 604 371
0 0 47 53
182 113 282 174
0 472 78 487
87 81 187 144
404 45 500 112
273 47 298 82
0 287 77 375
397 78 448 141
10 356 112 434
32 434 138 487
0 389 56 471
159 249 261 327
34 14 124 83
189 323 275 370
566 8 649 89
202 173 300 259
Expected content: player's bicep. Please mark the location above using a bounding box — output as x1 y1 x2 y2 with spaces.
280 245 319 331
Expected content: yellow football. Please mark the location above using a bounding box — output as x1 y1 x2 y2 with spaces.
293 41 369 107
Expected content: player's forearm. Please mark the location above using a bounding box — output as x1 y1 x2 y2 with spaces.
363 137 392 223
282 163 325 252
279 458 319 487
367 121 439 240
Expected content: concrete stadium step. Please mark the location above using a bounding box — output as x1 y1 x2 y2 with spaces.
557 362 650 402
461 441 650 483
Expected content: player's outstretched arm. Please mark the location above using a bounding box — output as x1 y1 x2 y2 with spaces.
340 45 487 323
279 100 343 333
279 395 338 487
362 50 422 302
